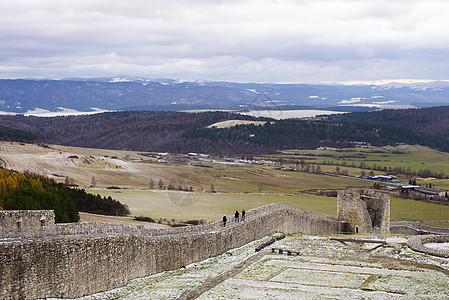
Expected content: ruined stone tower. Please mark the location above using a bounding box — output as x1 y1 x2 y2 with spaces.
337 189 390 234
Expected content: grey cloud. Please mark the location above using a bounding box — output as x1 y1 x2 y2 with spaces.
0 0 448 82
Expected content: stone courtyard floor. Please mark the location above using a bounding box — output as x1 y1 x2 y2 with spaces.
73 234 449 299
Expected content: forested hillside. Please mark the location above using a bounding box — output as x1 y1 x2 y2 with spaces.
0 169 130 222
183 120 449 154
0 125 37 142
1 111 448 155
0 111 263 151
327 106 449 138
0 169 79 222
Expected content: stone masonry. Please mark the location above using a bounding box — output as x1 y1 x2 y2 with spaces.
0 210 55 229
337 189 390 234
0 204 351 299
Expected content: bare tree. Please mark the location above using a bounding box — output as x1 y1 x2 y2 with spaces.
91 176 97 188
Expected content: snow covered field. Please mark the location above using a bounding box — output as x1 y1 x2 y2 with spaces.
426 242 449 251
0 107 111 117
240 109 345 120
71 234 449 299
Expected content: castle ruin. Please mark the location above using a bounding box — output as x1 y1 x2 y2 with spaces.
0 210 55 229
0 204 352 299
337 188 390 234
0 189 393 299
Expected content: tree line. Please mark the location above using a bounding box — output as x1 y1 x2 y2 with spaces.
1 110 449 155
0 125 37 142
183 119 449 154
326 106 449 139
0 168 130 222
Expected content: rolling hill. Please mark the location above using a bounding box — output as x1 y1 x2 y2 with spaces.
1 110 449 155
327 106 449 139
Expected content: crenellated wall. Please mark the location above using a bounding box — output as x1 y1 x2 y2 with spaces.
0 204 350 299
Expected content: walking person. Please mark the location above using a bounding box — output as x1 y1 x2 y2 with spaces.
241 209 246 221
222 215 227 226
235 210 240 223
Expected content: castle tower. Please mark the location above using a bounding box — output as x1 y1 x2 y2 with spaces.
337 189 390 234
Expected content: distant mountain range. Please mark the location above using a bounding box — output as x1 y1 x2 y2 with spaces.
1 77 449 114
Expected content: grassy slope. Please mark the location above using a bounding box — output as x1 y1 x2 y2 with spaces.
85 189 339 221
187 164 369 194
270 145 449 178
1 142 369 193
86 189 449 223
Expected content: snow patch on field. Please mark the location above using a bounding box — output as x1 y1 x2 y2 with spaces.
22 107 111 117
425 242 449 251
207 120 268 128
239 110 345 120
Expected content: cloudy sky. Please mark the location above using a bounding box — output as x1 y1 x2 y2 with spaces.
1 0 448 83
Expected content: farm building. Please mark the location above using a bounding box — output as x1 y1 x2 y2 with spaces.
398 185 447 197
366 175 398 182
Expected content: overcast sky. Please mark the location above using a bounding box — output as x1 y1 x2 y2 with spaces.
1 0 448 83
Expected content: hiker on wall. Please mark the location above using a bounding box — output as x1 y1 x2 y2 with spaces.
222 215 227 226
235 210 239 223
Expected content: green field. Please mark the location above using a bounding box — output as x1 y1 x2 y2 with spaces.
416 179 449 190
86 189 449 223
267 145 449 179
183 164 371 194
418 222 449 229
86 189 335 221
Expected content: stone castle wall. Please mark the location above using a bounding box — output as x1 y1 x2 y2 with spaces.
0 210 55 230
391 221 449 235
0 204 349 299
407 234 449 258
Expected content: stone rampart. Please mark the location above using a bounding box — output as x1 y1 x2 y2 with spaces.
407 234 449 258
0 210 55 230
391 221 449 235
0 203 349 299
